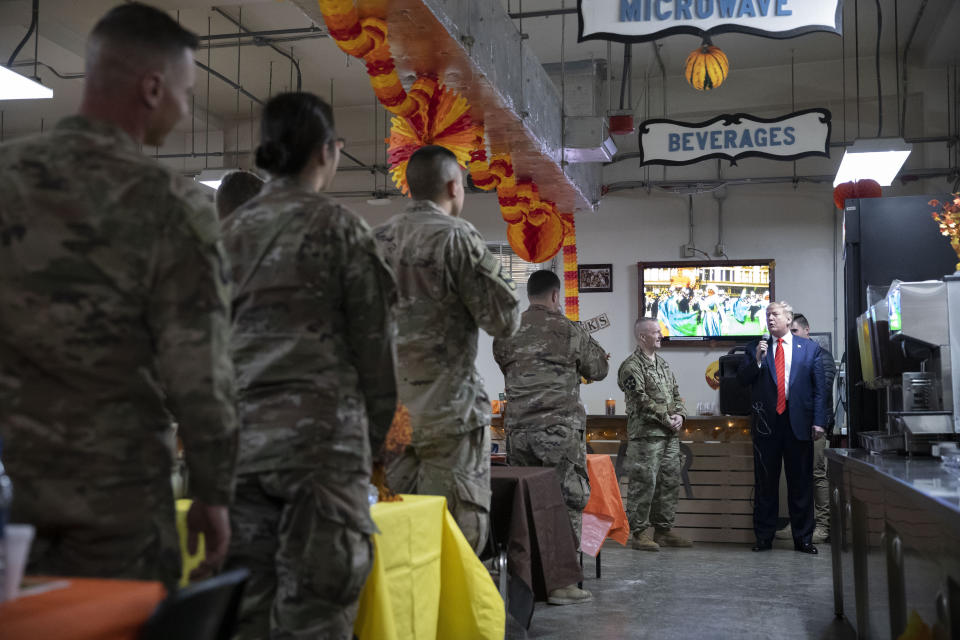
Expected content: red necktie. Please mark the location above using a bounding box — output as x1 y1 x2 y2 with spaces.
775 338 786 414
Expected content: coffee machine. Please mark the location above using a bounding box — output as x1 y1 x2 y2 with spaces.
884 280 955 451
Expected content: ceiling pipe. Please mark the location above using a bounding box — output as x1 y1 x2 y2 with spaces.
197 26 326 42
195 60 263 105
6 0 38 68
212 7 303 91
508 8 577 19
11 59 82 80
899 0 929 137
603 166 959 193
159 149 383 173
191 63 373 170
200 34 328 50
609 134 959 164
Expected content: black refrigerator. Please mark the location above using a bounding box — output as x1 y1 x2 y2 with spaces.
843 193 956 440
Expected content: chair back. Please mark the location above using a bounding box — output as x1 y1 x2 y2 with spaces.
139 569 249 640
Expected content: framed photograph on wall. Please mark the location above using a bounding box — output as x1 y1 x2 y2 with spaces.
808 331 833 356
579 264 613 293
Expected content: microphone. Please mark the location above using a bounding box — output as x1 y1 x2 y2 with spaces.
758 332 770 364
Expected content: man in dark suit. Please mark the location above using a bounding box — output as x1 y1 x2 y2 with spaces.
737 301 826 554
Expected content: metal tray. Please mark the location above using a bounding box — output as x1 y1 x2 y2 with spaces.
859 430 904 454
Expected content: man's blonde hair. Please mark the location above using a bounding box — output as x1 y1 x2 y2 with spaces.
766 301 794 320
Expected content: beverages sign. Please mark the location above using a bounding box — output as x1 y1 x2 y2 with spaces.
578 0 843 42
638 109 832 166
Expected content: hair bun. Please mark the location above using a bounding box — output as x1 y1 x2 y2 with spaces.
255 141 289 173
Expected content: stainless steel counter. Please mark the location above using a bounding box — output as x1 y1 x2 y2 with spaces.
826 448 960 639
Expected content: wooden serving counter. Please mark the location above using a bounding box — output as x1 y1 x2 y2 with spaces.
490 414 751 441
490 414 755 543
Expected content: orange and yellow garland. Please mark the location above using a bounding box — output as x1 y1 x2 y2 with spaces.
561 214 579 320
318 0 574 264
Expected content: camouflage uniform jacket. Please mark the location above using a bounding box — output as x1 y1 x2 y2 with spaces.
493 303 608 431
373 200 519 444
223 177 396 529
618 348 686 439
0 116 237 505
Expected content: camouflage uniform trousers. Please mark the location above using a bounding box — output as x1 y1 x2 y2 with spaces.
12 475 181 590
506 426 590 547
813 436 830 531
625 435 682 534
225 469 373 640
386 426 491 555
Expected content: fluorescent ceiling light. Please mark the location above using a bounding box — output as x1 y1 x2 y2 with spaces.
196 168 235 191
564 136 618 164
0 66 53 100
833 137 912 187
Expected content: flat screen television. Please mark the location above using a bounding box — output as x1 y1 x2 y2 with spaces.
637 259 775 344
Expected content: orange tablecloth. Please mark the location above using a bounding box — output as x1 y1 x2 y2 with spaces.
0 577 166 640
581 453 630 555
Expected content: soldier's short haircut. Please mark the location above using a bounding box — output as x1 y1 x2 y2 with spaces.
256 92 336 176
634 316 658 333
527 270 561 298
767 301 794 320
791 313 810 331
88 3 198 60
216 171 265 220
405 146 462 202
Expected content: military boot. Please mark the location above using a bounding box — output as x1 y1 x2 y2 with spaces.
653 529 693 548
630 531 660 551
812 526 830 544
547 584 593 605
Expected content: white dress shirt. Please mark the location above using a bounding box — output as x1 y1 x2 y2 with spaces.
758 331 793 400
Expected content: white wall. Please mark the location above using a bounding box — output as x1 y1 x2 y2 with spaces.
346 180 842 417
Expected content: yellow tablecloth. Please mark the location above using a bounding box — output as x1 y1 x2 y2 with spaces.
354 494 505 640
176 495 504 639
175 499 205 587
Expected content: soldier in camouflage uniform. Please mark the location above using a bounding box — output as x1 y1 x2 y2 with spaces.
0 4 237 590
618 317 692 551
374 146 520 555
222 93 397 639
493 270 608 543
493 270 607 606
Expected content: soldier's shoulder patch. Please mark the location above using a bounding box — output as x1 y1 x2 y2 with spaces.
622 375 638 391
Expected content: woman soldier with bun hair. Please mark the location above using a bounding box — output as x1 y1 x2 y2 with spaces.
221 92 397 639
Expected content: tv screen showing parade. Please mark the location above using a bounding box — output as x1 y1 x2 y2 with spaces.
637 259 775 343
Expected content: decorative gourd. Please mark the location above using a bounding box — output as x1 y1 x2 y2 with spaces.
684 42 729 91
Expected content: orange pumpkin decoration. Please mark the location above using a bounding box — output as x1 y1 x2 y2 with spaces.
684 42 729 91
833 179 882 210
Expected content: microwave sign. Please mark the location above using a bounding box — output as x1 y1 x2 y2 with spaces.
638 109 832 166
578 0 843 42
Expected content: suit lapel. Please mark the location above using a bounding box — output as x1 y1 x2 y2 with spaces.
766 338 777 385
789 338 804 389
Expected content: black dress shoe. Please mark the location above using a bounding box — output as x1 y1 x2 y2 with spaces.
794 542 818 554
751 539 773 552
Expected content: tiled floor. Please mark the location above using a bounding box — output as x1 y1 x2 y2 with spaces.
508 539 857 640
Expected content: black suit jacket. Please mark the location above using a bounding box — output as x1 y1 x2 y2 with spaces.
737 335 827 441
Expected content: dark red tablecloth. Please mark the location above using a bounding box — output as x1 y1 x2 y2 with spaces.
489 466 583 627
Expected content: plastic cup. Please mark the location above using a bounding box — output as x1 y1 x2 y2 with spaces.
2 523 36 602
